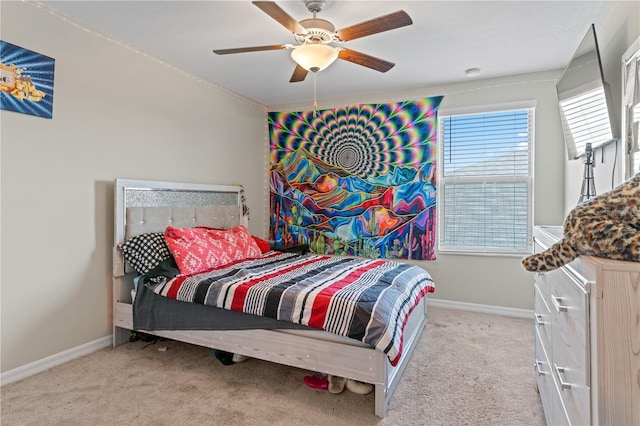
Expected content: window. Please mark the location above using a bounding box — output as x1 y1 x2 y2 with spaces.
632 103 640 175
438 105 534 255
622 44 639 178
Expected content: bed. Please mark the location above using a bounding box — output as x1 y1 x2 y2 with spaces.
112 178 434 417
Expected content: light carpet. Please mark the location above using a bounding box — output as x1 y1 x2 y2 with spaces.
1 307 545 425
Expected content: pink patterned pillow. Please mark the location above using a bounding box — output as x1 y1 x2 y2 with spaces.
164 225 261 275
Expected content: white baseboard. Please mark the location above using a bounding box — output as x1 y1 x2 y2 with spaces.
427 298 534 319
1 335 112 387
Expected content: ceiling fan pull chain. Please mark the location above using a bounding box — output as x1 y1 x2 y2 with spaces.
313 72 318 117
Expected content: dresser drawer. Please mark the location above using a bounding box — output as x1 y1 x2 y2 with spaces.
535 328 555 424
547 266 590 426
534 282 552 353
536 328 571 426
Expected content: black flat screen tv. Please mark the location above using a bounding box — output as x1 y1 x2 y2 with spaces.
556 24 618 160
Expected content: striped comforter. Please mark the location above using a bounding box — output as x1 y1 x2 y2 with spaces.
151 251 435 365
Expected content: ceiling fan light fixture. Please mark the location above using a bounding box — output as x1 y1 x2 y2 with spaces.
291 43 338 72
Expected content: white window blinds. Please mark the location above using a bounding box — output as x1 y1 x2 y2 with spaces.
439 108 534 254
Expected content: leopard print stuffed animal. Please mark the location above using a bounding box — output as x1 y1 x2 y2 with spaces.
522 174 640 272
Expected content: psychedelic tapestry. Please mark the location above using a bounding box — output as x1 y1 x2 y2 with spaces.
268 96 443 260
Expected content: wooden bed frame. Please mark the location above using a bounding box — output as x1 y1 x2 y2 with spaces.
112 178 429 417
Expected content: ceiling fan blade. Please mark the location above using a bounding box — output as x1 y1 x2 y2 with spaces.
338 48 395 73
336 10 412 42
252 1 307 35
290 64 309 83
213 44 287 55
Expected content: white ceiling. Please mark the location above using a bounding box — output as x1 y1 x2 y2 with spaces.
37 0 621 106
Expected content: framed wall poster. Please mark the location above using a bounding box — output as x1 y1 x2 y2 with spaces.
268 96 444 260
0 41 55 119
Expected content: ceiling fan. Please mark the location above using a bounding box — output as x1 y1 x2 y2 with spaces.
213 0 413 83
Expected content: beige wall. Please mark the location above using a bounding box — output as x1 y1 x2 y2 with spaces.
2 0 638 375
1 1 267 373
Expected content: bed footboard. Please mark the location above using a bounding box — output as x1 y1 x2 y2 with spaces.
376 296 427 416
113 296 427 417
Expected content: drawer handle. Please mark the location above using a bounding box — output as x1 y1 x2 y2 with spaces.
551 294 568 313
534 314 547 326
535 360 548 376
554 364 572 390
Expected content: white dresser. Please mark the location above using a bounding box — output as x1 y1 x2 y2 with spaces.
533 226 640 426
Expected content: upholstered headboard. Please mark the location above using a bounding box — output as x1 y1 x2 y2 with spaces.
124 206 242 239
113 178 245 277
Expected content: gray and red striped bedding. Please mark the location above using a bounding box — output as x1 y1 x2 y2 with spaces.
150 251 435 365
